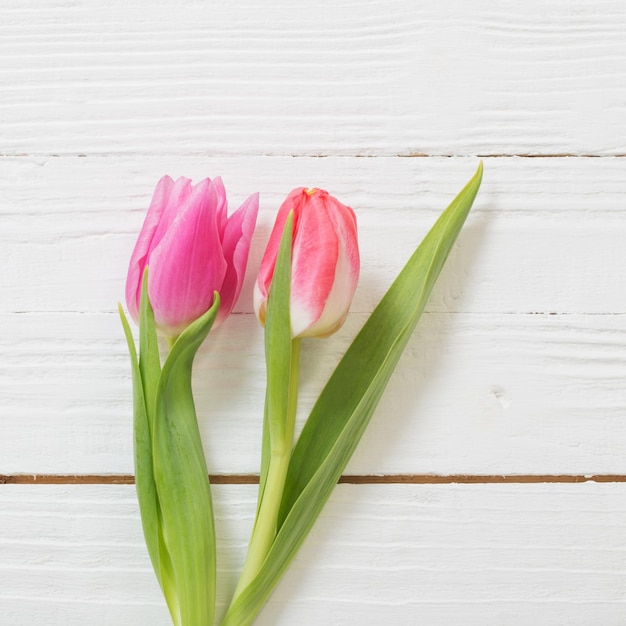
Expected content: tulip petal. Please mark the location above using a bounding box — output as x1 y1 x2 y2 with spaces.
254 189 299 326
148 179 227 336
125 175 176 321
217 192 259 324
126 176 195 323
147 177 194 258
210 177 229 238
254 187 359 338
255 189 300 303
310 199 360 336
290 190 339 337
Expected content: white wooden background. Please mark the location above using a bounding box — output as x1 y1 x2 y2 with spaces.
2 1 626 624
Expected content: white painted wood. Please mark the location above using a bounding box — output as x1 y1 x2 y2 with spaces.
1 2 625 156
1 483 626 625
2 155 626 316
2 312 626 475
2 156 626 474
1 156 626 474
3 1 626 623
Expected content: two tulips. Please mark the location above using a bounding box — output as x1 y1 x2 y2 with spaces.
120 165 482 626
122 174 361 626
126 175 360 341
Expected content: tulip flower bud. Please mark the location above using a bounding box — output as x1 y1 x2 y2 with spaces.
254 187 359 338
126 175 259 338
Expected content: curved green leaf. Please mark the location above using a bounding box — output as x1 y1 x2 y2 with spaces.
281 162 483 518
119 303 161 577
221 162 483 626
232 213 297 602
152 294 221 626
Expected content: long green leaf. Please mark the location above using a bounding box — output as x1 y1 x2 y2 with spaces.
152 294 220 626
264 211 294 456
231 213 296 601
257 211 295 512
139 270 162 435
136 271 163 576
122 277 184 624
118 304 161 577
121 305 183 625
281 163 483 518
221 162 483 626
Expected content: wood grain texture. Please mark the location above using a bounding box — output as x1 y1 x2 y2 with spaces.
1 156 625 474
7 473 626 485
1 1 625 156
2 311 625 475
1 483 626 625
2 2 626 623
2 155 626 316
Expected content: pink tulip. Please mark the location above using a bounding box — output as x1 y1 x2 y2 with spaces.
254 187 359 338
126 175 259 337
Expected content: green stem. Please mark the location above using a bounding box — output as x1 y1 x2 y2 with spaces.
231 338 301 603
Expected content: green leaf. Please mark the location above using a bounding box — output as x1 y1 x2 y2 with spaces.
139 269 161 428
135 271 163 582
264 211 294 455
281 162 483 518
118 303 161 578
152 294 220 626
257 211 295 512
256 210 293 514
230 213 297 602
220 162 483 626
256 397 270 520
120 278 181 624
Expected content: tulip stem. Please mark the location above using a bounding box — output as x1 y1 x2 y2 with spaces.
231 338 301 604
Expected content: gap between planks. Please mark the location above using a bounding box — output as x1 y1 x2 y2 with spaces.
2 474 626 485
3 152 626 159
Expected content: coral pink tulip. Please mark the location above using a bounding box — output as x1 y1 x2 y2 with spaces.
254 187 359 338
126 175 259 337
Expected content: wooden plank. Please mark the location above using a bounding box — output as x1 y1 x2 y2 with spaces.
2 155 625 474
2 312 625 475
1 483 626 625
1 2 625 156
2 155 626 315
